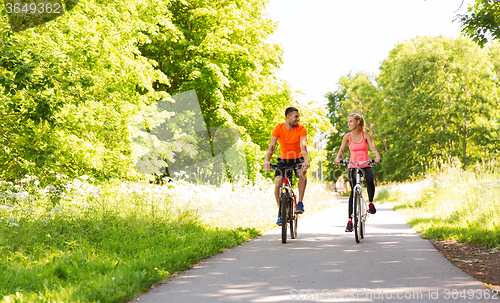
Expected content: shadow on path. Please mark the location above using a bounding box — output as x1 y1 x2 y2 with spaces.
138 201 490 302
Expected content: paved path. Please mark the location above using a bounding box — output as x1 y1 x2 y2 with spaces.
137 197 495 302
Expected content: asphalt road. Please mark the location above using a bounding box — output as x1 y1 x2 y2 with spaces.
137 196 496 302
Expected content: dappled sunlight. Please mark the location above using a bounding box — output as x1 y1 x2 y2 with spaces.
166 180 340 232
0 174 330 235
138 200 490 303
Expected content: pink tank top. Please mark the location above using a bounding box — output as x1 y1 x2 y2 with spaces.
349 132 371 168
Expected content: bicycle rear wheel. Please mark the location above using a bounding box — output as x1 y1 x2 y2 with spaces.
354 191 362 243
289 195 297 239
281 193 289 243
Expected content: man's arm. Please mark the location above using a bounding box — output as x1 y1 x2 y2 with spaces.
300 136 310 171
263 137 278 171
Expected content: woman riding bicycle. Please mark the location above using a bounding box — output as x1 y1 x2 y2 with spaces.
334 113 381 232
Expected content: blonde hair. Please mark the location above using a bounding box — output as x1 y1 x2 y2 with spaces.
349 113 365 131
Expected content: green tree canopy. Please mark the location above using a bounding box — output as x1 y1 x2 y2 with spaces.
138 0 282 130
458 0 500 47
377 36 499 181
0 0 171 181
324 72 383 181
1 0 319 184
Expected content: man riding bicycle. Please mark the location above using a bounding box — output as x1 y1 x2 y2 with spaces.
263 107 310 225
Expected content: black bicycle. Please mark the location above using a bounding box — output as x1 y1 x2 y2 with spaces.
270 163 302 243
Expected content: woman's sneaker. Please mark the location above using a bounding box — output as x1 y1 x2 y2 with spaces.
345 221 353 232
368 202 377 214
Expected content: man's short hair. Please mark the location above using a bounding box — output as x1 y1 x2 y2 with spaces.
285 107 299 118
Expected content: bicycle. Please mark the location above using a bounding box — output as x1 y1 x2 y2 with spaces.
339 159 379 243
270 163 302 244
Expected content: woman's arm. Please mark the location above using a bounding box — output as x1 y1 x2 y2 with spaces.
365 132 381 163
334 134 349 164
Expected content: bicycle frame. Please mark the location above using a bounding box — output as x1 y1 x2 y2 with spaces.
352 172 368 225
280 172 297 211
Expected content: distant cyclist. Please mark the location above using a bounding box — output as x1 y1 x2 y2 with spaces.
334 113 381 232
263 107 310 225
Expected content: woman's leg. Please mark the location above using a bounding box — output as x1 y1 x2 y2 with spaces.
362 167 377 214
347 168 357 219
362 167 375 202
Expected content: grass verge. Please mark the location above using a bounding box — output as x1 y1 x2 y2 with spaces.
375 161 500 247
0 176 338 302
0 177 258 302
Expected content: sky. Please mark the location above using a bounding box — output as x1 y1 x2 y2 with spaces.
265 0 475 107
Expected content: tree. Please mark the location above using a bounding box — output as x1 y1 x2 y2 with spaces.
0 0 170 182
137 0 297 181
299 101 334 177
324 73 384 181
458 0 500 47
377 36 499 181
138 0 281 128
0 0 322 183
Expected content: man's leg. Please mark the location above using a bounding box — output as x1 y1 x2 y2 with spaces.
296 168 307 213
298 169 307 202
274 176 285 207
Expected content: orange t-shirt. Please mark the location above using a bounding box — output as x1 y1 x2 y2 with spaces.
271 123 307 159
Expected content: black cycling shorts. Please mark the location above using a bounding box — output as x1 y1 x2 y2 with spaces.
274 157 304 178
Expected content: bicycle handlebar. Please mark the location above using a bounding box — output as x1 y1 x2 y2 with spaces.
339 159 381 166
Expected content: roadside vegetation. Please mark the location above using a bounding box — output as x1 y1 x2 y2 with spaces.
2 0 500 301
0 174 337 302
375 160 500 248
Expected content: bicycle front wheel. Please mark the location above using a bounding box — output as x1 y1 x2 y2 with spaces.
354 191 362 243
290 195 297 239
360 200 366 239
281 193 289 243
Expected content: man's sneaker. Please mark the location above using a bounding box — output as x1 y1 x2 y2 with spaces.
368 202 377 214
296 201 304 213
345 221 353 232
276 217 282 226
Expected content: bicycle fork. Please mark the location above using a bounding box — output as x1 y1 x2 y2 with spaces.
357 187 369 222
351 185 367 221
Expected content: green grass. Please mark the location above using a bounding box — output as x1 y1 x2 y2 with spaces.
0 175 338 302
0 177 258 302
376 162 500 247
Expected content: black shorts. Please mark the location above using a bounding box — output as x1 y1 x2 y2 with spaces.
274 157 304 178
